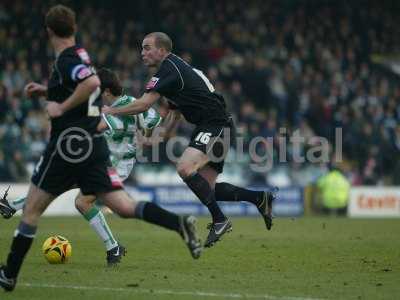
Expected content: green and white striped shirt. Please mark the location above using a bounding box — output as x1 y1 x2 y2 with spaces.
102 95 162 165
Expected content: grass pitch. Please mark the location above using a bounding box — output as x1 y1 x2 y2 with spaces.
0 216 399 300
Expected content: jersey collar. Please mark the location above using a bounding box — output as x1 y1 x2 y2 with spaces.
111 95 129 107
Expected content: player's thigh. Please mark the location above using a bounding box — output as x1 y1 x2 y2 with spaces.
193 124 230 177
100 190 137 218
179 124 229 177
22 184 55 225
177 147 210 178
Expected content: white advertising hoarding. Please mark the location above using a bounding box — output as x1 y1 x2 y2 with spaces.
0 183 80 216
349 187 400 218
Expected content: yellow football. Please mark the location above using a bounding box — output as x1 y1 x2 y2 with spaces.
42 235 72 264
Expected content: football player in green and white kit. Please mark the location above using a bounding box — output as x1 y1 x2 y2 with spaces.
0 68 163 266
100 69 162 182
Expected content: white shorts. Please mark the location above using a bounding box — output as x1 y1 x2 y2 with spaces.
114 159 135 182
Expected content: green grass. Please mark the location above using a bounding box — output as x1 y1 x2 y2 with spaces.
0 216 399 300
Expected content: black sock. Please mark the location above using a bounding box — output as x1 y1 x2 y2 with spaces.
215 182 264 207
5 221 37 279
184 172 226 223
134 201 180 233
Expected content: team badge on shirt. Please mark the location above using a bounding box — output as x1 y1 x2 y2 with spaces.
146 77 159 89
76 48 91 64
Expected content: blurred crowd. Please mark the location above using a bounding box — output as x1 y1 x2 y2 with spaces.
1 0 400 186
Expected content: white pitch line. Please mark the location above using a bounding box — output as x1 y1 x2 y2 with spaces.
20 282 323 300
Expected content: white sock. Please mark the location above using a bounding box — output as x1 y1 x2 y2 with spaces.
9 196 26 211
85 207 118 251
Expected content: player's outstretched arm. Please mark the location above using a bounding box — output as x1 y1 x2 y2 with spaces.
139 110 181 146
24 82 48 98
103 91 160 116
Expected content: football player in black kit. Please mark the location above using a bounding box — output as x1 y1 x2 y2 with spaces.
0 7 201 292
103 32 277 248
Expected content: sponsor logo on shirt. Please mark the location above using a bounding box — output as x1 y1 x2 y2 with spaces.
146 77 159 90
76 48 91 64
71 64 93 82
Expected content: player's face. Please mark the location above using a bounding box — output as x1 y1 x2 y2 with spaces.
141 37 164 67
102 89 114 105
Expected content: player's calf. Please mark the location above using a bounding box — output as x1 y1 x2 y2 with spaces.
1 221 38 292
102 191 203 258
77 194 123 265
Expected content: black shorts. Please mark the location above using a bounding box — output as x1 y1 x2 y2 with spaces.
31 135 123 196
188 120 235 174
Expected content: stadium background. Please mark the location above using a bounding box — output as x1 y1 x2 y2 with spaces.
1 1 400 299
1 0 400 216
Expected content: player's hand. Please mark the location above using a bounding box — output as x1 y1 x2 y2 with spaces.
46 101 64 118
96 119 108 132
24 82 47 98
102 105 112 114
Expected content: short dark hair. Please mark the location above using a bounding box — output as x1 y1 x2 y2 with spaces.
97 68 123 96
45 5 77 38
145 32 173 52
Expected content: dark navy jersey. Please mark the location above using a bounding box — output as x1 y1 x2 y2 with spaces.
47 45 102 136
144 53 229 125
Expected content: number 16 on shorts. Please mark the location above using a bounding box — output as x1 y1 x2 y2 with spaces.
195 132 212 145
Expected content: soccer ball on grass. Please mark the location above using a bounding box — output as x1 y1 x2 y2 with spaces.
42 235 72 264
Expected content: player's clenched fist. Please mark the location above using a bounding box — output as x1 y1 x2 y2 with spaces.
102 105 112 114
24 82 47 98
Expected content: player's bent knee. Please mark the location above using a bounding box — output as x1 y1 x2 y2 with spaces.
75 195 96 213
177 162 196 179
74 199 86 213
